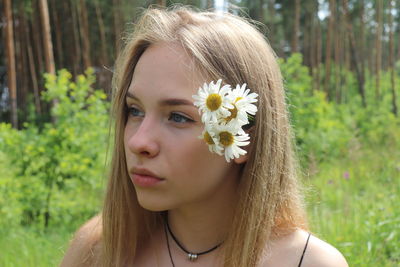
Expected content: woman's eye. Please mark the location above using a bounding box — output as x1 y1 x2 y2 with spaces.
127 106 144 117
169 113 194 123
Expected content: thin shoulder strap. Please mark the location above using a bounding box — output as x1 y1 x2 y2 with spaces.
297 233 311 267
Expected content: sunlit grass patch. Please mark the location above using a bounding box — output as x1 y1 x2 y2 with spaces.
306 145 400 266
0 227 71 267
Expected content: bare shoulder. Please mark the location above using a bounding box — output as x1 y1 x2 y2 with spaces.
60 215 102 267
261 229 348 267
298 230 348 267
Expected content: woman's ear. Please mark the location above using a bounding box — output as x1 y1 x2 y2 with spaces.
233 153 248 164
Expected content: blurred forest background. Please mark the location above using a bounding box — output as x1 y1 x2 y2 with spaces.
0 0 399 266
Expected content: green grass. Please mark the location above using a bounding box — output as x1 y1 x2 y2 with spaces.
0 151 78 266
0 144 399 266
0 227 71 267
305 144 400 266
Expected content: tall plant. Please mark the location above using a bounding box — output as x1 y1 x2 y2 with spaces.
0 68 109 228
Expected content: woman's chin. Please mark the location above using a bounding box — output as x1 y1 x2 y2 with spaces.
136 195 171 212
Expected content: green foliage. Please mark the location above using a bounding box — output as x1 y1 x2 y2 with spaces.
355 69 400 145
280 53 399 166
280 54 352 164
0 69 109 229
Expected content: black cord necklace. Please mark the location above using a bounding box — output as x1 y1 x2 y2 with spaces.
164 220 222 263
164 223 176 267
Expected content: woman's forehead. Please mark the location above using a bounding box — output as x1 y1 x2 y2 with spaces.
128 43 206 99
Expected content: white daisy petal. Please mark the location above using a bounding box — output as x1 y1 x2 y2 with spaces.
193 80 258 162
200 127 224 156
209 124 250 161
193 79 234 124
221 83 258 127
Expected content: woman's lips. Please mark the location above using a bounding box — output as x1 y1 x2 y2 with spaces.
130 167 164 187
132 174 164 187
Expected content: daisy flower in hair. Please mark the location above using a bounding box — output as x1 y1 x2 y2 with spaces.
192 79 234 123
223 83 258 127
213 124 250 162
200 126 224 156
193 79 258 162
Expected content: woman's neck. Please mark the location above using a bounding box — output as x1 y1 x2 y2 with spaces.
166 172 240 253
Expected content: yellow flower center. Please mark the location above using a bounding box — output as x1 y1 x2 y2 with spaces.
219 131 234 146
224 98 242 122
225 105 238 122
206 94 222 111
204 131 214 145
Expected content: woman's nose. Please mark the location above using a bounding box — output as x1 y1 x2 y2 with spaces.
126 116 160 158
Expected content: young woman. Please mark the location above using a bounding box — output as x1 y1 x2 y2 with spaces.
61 6 348 267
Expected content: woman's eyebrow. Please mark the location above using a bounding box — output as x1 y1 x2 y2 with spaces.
125 91 138 101
159 98 194 107
126 91 194 107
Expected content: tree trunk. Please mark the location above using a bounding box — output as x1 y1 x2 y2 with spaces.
70 0 82 75
291 0 300 53
359 0 366 104
20 1 41 114
324 0 335 99
389 0 397 116
39 0 55 75
25 20 42 114
267 0 276 52
17 3 29 121
32 0 44 76
94 0 109 66
316 1 322 92
4 0 18 127
334 1 341 103
303 1 311 68
51 0 64 68
375 0 383 100
343 0 366 107
113 0 123 56
397 11 400 62
78 0 91 69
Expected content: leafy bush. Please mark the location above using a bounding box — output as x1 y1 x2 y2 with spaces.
354 69 400 146
280 54 399 166
280 54 352 164
0 69 109 229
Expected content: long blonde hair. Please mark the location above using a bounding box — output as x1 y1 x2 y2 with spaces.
102 6 307 266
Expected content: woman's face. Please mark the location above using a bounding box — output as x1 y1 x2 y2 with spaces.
124 43 241 211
